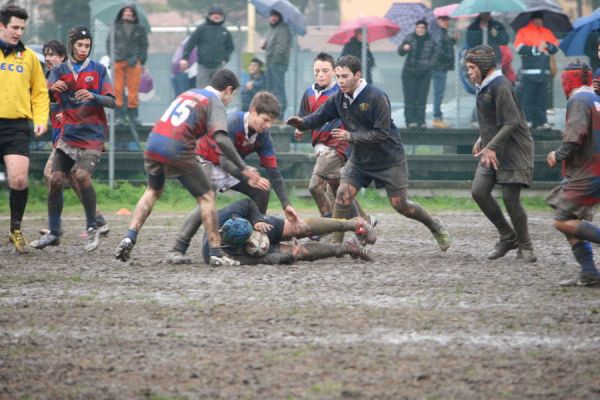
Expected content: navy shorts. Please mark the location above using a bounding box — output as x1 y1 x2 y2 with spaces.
342 158 409 197
0 119 32 162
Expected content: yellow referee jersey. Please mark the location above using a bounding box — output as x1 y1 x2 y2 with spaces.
0 43 49 127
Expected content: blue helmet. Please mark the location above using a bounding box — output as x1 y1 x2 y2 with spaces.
221 217 253 246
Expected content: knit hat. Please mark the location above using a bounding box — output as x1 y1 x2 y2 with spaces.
67 26 92 60
208 5 224 16
561 61 592 99
465 45 496 79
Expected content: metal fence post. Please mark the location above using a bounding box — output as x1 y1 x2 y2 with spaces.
109 23 115 189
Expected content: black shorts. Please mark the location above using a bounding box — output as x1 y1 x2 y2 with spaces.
0 119 32 163
342 158 409 197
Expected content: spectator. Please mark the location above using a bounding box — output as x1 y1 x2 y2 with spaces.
106 5 148 126
584 28 600 73
180 5 234 89
398 20 437 128
170 36 196 98
499 45 516 84
466 12 509 64
432 16 459 129
262 10 292 119
341 29 375 84
514 11 558 130
241 57 266 111
0 4 49 253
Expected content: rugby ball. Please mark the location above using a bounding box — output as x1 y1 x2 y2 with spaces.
244 230 270 257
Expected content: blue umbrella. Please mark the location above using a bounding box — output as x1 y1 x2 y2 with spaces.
384 2 441 45
451 0 527 16
251 0 307 36
559 8 600 56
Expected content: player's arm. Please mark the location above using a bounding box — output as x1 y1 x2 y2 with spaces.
91 93 116 108
549 98 590 166
214 131 266 186
264 167 290 208
484 85 522 151
287 95 339 131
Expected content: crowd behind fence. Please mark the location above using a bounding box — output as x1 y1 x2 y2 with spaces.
12 23 592 187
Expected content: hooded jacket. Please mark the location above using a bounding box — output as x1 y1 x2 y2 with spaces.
398 32 437 71
182 16 234 68
265 20 292 66
106 6 149 65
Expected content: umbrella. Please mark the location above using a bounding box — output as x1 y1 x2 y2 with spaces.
433 3 477 18
559 8 600 56
90 0 151 32
328 16 400 45
250 0 307 36
385 2 441 45
451 0 527 17
509 0 572 34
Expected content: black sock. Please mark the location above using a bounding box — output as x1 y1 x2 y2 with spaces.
10 188 28 232
574 221 600 244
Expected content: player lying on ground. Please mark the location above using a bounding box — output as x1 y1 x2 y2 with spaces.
167 198 376 265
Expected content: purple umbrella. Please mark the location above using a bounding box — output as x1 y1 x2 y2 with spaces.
385 2 441 45
171 36 197 75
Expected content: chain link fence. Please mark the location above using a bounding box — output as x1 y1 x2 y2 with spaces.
17 25 586 188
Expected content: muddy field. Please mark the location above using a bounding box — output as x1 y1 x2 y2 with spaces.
1 210 600 400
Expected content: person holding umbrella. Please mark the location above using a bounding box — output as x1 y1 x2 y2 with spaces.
262 10 292 120
514 11 559 130
398 20 437 128
466 12 509 64
341 29 375 84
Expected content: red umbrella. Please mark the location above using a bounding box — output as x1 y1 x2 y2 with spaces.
328 16 400 45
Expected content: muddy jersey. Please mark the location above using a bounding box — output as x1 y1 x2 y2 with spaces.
558 89 600 206
196 111 278 168
476 74 533 174
145 89 227 166
298 83 348 160
48 60 113 150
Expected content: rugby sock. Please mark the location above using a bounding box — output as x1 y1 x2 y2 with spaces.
126 229 138 244
303 217 358 236
80 186 97 229
172 237 191 254
209 247 224 258
48 191 63 235
330 203 352 243
177 206 203 247
9 188 28 232
297 242 344 261
352 199 368 219
572 241 599 275
574 221 600 244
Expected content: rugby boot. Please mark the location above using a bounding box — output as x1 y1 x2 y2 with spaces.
166 250 192 265
115 237 134 262
432 218 451 252
31 232 60 249
559 271 600 287
344 237 373 261
355 219 377 245
487 237 518 260
84 227 100 252
9 229 29 254
96 214 110 237
516 248 537 263
209 255 241 267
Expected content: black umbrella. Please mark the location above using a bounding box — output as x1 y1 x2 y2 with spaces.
510 0 572 34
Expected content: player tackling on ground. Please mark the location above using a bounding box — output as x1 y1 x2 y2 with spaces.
286 55 451 250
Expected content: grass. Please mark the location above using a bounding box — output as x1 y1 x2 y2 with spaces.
0 181 552 214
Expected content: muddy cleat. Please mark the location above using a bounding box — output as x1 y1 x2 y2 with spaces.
344 237 373 261
432 218 451 252
84 227 100 251
9 229 29 254
516 248 537 263
115 237 134 261
31 233 60 249
166 250 192 265
559 271 600 287
209 255 240 267
96 215 110 237
487 238 518 260
355 219 377 245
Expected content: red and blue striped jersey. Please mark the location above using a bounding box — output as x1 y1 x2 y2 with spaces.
196 111 278 169
145 89 228 165
561 89 600 206
50 102 62 146
48 60 113 151
298 83 348 160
